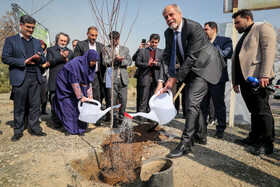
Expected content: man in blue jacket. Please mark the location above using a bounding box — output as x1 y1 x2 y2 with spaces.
2 15 47 141
201 21 233 139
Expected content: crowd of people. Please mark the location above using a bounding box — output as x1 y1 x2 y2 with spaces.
1 4 276 157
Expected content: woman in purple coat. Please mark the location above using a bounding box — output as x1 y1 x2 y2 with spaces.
52 50 99 136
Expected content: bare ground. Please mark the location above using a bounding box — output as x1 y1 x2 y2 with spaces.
0 88 280 187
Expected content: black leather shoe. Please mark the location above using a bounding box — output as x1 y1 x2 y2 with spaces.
65 132 71 136
94 121 101 126
166 143 192 158
78 132 85 136
235 137 253 146
31 130 46 136
251 143 274 155
194 138 207 145
12 133 23 141
213 131 224 139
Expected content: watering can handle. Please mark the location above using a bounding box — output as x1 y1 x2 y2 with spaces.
78 98 101 112
155 88 164 96
85 98 101 107
167 89 173 102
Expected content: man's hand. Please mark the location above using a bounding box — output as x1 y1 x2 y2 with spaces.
233 85 240 93
163 77 178 92
42 62 50 68
259 77 269 88
115 56 125 62
32 52 41 61
148 57 158 67
61 50 69 59
25 56 35 65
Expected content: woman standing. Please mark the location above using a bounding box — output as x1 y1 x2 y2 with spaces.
52 50 99 136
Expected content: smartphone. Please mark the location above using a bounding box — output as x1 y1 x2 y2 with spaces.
141 39 146 44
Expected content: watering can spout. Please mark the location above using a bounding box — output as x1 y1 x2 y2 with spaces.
131 111 159 123
97 108 110 121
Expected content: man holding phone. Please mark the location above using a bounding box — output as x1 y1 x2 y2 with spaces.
45 32 74 128
136 34 163 122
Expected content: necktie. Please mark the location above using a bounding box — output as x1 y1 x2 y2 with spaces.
169 31 178 77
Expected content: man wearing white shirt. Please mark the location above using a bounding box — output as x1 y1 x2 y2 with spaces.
155 4 225 158
103 31 132 128
74 26 105 125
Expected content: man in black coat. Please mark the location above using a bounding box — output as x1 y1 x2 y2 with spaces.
155 4 225 158
44 32 73 128
201 21 233 139
74 26 105 124
135 34 163 122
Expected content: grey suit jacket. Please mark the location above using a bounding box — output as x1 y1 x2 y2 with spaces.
135 48 163 86
103 45 132 86
160 18 226 84
2 34 46 86
74 40 105 81
231 23 276 85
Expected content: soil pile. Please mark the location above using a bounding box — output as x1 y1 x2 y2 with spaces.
71 123 168 186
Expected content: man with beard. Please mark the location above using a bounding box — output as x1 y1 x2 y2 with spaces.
155 4 225 158
74 26 105 125
232 9 276 155
45 32 74 128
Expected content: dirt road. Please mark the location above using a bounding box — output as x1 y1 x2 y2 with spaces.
0 91 279 186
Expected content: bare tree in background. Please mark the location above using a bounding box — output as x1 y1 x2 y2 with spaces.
0 11 19 55
88 0 140 130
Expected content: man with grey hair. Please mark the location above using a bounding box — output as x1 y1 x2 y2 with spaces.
45 32 74 129
155 4 225 158
2 15 47 141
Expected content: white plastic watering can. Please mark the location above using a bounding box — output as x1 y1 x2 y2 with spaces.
129 89 177 125
78 99 121 124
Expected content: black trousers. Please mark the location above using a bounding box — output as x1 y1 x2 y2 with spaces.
92 73 101 102
201 82 227 132
181 74 208 147
240 81 274 144
138 78 157 114
13 72 41 134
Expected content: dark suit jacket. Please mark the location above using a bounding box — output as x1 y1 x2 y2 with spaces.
46 45 74 91
213 35 233 83
160 18 226 84
2 34 46 86
74 40 105 82
135 48 163 86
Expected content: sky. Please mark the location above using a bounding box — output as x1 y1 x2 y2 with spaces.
1 0 280 54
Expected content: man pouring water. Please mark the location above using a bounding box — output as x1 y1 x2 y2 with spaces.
154 4 225 158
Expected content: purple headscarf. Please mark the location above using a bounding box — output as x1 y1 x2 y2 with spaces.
64 49 100 85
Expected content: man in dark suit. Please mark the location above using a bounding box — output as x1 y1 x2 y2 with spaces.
74 26 105 124
155 4 225 158
232 10 276 155
43 32 73 128
136 34 163 123
201 21 233 139
2 15 47 141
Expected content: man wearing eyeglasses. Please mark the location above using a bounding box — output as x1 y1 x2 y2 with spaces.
2 15 47 141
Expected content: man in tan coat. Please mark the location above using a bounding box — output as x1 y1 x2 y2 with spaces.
232 9 276 155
